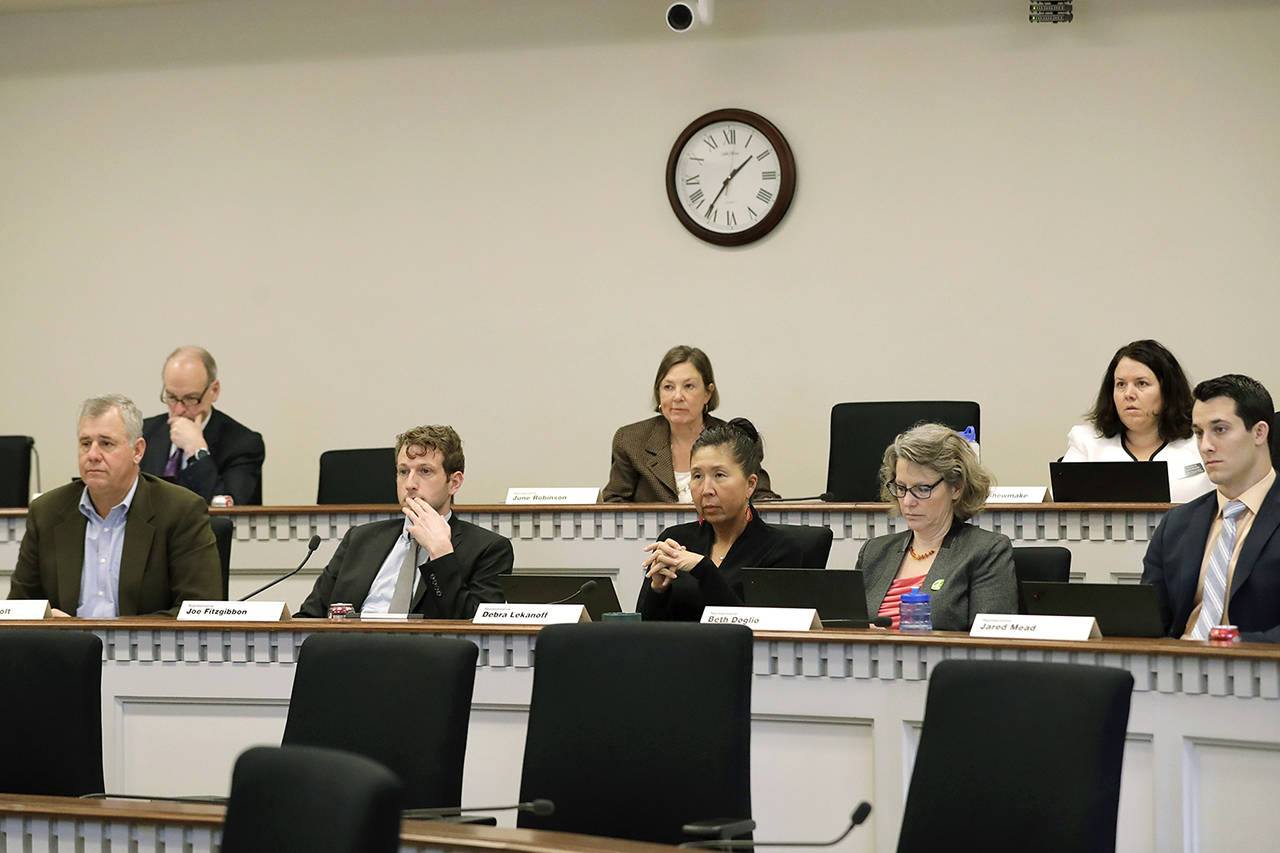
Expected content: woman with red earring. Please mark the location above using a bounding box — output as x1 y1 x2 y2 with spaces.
637 419 802 621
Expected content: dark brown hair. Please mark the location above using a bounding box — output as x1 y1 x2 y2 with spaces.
651 345 720 414
1087 339 1193 441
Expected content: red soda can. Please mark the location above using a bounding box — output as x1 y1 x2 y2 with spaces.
1209 625 1240 644
327 603 355 620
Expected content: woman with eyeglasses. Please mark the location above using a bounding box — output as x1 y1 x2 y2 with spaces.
856 423 1016 630
636 418 802 621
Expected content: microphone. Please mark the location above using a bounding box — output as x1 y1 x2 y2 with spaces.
679 802 871 849
548 580 598 606
402 798 555 820
239 535 322 601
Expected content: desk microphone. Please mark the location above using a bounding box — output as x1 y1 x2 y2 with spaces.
402 798 555 820
679 802 871 849
548 580 598 606
239 535 322 601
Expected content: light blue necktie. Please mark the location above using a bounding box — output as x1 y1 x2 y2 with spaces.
1191 500 1248 640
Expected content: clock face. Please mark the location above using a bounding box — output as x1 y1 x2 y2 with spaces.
666 108 796 246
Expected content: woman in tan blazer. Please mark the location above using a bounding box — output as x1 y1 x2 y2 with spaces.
602 346 778 502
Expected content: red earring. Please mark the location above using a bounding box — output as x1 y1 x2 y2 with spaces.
745 506 753 522
698 515 705 526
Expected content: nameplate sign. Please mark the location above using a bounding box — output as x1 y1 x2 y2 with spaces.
986 486 1048 504
473 604 589 624
701 607 822 630
505 488 600 505
0 600 51 620
177 601 291 622
970 613 1100 641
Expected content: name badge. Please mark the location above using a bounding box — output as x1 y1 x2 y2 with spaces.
986 486 1047 504
969 613 1100 641
700 607 821 630
473 604 589 624
177 601 291 622
505 488 601 505
0 600 52 620
1183 463 1205 477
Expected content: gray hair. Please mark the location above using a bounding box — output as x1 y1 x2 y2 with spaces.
79 394 144 444
163 345 218 382
878 422 993 521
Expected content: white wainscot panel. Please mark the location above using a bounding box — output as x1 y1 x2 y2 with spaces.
460 706 530 828
115 698 288 797
751 716 875 853
1185 737 1280 853
1116 734 1155 853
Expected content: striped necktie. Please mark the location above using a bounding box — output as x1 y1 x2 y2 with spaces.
389 539 419 614
1191 500 1248 640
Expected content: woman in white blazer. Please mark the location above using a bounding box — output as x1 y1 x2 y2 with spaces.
1060 339 1212 503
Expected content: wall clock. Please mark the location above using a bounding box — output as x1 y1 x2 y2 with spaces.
666 108 797 247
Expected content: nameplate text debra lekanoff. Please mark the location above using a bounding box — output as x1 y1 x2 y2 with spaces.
473 604 589 624
701 607 822 631
0 600 51 620
177 601 291 622
970 613 1100 641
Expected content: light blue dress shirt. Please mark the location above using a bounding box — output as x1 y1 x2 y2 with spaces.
76 476 140 618
361 512 450 614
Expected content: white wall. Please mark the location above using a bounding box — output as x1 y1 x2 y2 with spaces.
2 0 1277 504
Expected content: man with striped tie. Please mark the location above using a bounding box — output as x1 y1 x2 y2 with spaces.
1142 375 1279 643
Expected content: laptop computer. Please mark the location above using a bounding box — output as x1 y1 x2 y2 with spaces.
498 574 622 622
1019 581 1166 638
742 568 871 627
1049 461 1171 502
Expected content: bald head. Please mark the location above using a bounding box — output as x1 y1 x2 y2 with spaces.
160 345 220 422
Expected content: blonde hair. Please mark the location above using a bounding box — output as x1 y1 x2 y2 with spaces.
878 422 992 521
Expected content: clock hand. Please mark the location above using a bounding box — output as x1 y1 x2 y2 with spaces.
706 157 752 217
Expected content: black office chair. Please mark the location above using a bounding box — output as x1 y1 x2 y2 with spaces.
776 523 834 568
897 660 1133 853
0 630 104 796
281 634 478 809
317 447 397 504
221 745 402 853
0 435 34 508
517 622 753 845
825 402 980 502
1012 546 1071 583
210 516 234 599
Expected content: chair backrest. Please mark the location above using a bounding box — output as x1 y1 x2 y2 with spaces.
281 633 477 809
775 523 834 568
1011 546 1071 584
518 622 753 845
317 448 397 504
825 402 980 502
897 660 1133 853
0 630 104 796
210 516 234 599
221 745 402 853
0 435 34 508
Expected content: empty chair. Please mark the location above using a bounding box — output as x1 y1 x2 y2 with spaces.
317 447 397 504
1012 546 1071 583
281 634 478 809
826 402 980 502
0 435 34 508
776 523 834 568
0 630 104 796
518 622 753 845
221 745 402 853
897 659 1133 853
210 515 234 599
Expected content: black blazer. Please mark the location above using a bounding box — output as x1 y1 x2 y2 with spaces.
297 514 513 619
9 473 222 616
1142 479 1280 642
140 408 265 505
602 415 780 503
636 514 803 621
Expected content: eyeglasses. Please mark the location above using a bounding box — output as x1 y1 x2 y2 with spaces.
160 383 211 408
886 477 945 500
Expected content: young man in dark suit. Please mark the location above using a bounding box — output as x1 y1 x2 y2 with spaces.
297 425 512 619
9 394 221 616
140 346 265 505
1142 375 1279 642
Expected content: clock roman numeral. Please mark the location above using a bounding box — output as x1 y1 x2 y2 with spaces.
726 211 737 227
756 188 774 203
755 149 772 162
689 188 705 206
685 175 700 185
704 206 716 222
747 206 759 220
722 127 736 145
744 133 754 149
703 136 718 150
688 155 704 163
761 170 777 181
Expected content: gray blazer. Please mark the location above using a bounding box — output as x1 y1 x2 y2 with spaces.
856 520 1017 631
